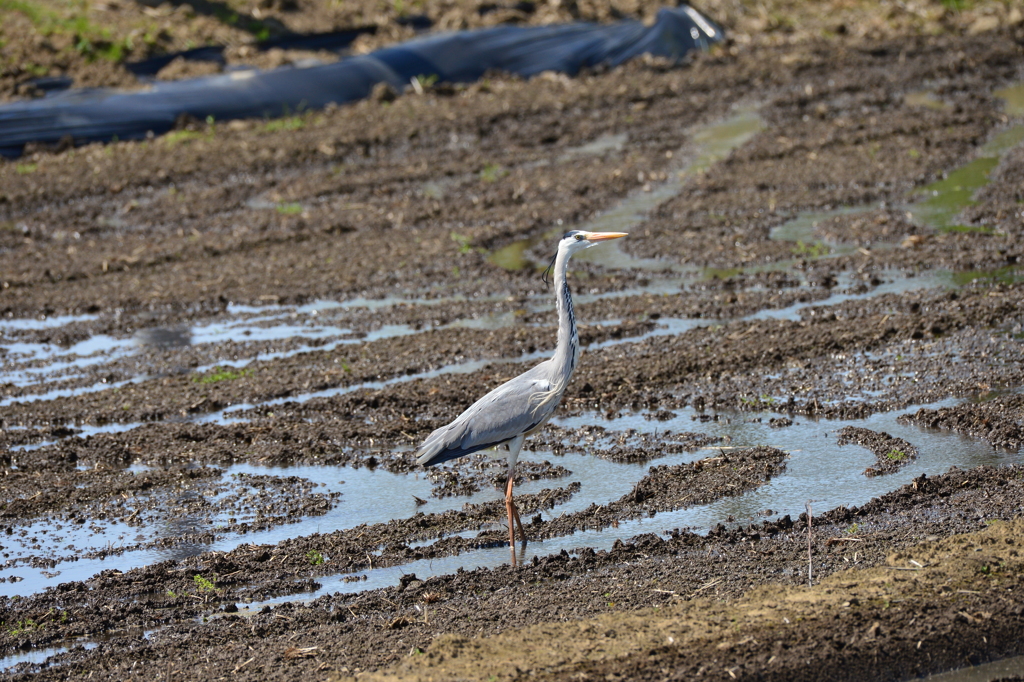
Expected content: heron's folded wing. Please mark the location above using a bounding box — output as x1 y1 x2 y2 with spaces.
416 374 551 465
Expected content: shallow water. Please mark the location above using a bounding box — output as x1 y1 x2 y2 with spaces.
226 395 1022 608
5 387 1016 601
924 655 1024 682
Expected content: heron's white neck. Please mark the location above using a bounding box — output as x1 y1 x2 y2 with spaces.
551 246 580 380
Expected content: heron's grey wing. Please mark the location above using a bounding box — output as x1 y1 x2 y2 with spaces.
416 367 553 466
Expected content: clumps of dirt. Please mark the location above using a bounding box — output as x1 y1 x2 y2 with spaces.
363 515 1024 682
561 283 1024 421
813 209 927 246
0 466 338 563
535 447 787 538
154 56 224 81
533 425 721 463
959 143 1024 236
3 463 1024 680
427 458 572 498
899 394 1024 450
625 446 787 512
836 426 918 476
428 469 482 498
0 319 655 429
558 285 833 327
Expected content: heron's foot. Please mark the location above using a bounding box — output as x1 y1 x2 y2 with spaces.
510 500 526 545
505 471 527 567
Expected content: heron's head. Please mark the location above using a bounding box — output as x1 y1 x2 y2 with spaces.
559 230 627 255
543 230 627 286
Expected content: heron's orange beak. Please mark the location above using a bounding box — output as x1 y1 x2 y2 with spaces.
583 231 628 241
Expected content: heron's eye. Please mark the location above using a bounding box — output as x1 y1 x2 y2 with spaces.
574 234 584 241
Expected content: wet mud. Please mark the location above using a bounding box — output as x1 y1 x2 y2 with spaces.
2 3 1024 681
836 426 918 476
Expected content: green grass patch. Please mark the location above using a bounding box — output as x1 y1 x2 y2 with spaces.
479 163 508 183
211 6 271 41
276 202 303 215
15 163 37 175
941 224 997 235
450 231 474 254
163 129 206 146
0 0 135 61
885 448 906 461
791 240 830 258
703 267 744 280
191 366 252 384
951 265 1024 287
4 618 39 636
193 574 217 592
263 116 305 133
306 550 325 566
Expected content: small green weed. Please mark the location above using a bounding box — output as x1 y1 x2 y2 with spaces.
263 116 305 133
0 0 133 62
191 366 252 384
14 163 36 175
193 574 217 592
163 129 205 146
450 231 474 255
791 240 830 258
413 73 438 89
276 202 303 215
846 523 859 534
479 163 508 183
306 550 325 566
885 448 906 461
5 618 39 636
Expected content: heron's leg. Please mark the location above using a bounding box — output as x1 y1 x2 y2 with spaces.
504 435 527 561
504 474 525 543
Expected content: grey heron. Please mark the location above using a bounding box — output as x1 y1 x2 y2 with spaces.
415 230 627 565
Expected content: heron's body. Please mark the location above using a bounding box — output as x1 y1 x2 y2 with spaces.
415 230 626 565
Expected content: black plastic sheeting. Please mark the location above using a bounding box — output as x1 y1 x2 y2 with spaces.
0 5 722 158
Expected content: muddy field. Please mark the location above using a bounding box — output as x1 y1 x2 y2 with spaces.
3 0 1024 680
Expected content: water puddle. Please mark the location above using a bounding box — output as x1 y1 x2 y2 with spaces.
768 206 866 252
557 132 628 161
924 655 1024 682
0 641 98 672
222 396 1022 608
6 389 1015 601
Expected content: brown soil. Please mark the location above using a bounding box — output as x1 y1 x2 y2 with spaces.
2 1 1024 681
836 426 918 477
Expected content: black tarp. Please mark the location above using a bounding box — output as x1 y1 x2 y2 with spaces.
0 5 722 158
